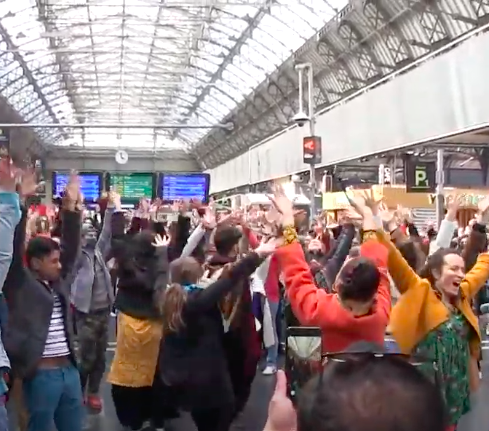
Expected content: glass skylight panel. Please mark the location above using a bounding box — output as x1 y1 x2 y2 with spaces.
215 91 237 111
216 79 241 103
82 128 156 148
0 0 349 149
0 0 76 135
182 0 348 144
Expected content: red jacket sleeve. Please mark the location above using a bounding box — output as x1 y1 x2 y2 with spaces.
243 226 259 249
276 242 342 328
360 239 391 323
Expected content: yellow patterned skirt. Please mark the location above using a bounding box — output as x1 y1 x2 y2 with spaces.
107 312 163 388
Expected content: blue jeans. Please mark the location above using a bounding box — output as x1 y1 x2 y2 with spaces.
0 403 7 431
23 364 84 431
264 300 280 366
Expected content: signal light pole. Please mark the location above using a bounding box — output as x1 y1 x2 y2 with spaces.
296 63 320 219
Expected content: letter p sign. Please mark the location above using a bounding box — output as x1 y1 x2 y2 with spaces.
406 160 435 193
415 167 428 188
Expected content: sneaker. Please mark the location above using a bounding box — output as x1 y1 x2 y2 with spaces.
141 420 152 430
262 365 277 375
86 394 103 412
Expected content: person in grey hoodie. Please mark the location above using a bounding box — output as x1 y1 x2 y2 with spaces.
71 192 122 411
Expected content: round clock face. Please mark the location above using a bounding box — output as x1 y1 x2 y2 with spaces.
115 150 128 164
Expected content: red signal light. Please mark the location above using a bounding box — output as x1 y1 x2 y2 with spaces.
303 138 315 151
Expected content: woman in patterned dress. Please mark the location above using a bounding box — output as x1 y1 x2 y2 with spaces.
377 204 489 431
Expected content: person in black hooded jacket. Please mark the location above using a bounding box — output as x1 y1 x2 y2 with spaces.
107 224 173 431
158 239 275 431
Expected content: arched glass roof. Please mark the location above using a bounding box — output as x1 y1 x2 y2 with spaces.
0 0 347 150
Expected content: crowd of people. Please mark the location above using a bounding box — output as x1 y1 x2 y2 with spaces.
0 159 487 431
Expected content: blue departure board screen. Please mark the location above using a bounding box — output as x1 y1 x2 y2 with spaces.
52 172 101 202
161 173 210 202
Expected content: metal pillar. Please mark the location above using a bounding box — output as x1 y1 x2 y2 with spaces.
391 155 397 186
436 148 445 227
306 65 316 219
0 122 234 130
296 63 317 218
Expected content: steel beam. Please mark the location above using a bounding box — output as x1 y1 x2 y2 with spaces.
171 2 273 140
0 123 234 130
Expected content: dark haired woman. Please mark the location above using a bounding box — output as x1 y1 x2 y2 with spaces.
107 230 170 431
378 200 489 431
271 190 391 352
157 241 276 431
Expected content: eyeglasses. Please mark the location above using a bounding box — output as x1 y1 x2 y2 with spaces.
320 351 440 388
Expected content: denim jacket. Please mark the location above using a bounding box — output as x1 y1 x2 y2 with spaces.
0 192 21 370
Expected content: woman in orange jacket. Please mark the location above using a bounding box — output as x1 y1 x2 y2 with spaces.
378 200 489 431
271 189 391 353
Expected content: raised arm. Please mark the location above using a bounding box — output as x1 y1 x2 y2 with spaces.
59 177 82 280
276 240 341 328
0 192 21 290
324 223 355 287
96 207 114 259
187 251 264 312
460 195 489 298
3 207 27 300
181 224 206 258
96 193 122 260
173 214 191 259
461 252 489 299
374 229 421 295
360 234 391 323
431 197 460 255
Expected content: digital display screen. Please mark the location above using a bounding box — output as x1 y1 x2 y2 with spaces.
109 173 153 199
52 172 101 202
285 327 322 404
161 173 210 202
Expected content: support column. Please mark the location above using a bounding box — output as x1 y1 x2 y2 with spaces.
478 148 489 185
436 149 445 227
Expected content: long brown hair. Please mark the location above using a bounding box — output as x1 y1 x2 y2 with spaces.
160 283 187 333
160 257 203 333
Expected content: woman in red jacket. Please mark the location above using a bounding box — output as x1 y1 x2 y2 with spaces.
272 190 391 353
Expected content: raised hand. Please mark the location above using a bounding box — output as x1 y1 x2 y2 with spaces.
445 194 462 222
202 207 216 230
379 202 395 224
0 158 19 192
477 195 489 224
18 168 39 197
255 238 278 257
152 234 170 248
308 238 323 252
63 174 80 210
268 184 294 226
396 204 412 223
361 188 382 215
109 191 122 209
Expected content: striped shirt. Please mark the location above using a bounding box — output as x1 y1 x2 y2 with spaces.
42 294 70 358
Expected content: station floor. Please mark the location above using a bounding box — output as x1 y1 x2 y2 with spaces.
7 322 489 431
